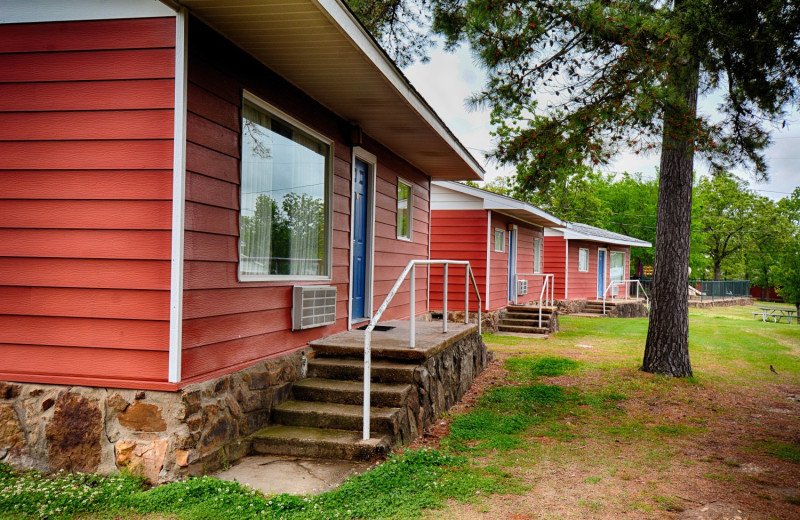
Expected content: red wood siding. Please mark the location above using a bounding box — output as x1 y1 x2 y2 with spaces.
544 236 567 299
566 240 599 299
514 224 545 305
563 241 631 299
429 209 487 311
486 213 509 310
429 210 546 312
0 18 175 389
180 18 432 383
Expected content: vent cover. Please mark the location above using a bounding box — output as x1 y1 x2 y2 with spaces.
517 279 528 296
292 285 337 330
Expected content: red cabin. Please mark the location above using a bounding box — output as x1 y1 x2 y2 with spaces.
429 181 563 312
0 0 484 479
544 223 651 300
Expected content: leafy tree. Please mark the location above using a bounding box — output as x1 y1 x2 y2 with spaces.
773 233 800 319
692 172 755 280
355 0 800 377
741 195 790 298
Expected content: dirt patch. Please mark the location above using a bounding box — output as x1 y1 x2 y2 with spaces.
414 353 800 520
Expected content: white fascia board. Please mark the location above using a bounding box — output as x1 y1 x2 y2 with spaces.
315 0 483 180
558 228 651 248
1 0 175 23
433 181 564 226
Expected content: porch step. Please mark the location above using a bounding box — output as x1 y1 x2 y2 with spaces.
583 301 615 314
500 318 551 328
272 400 401 434
497 325 550 334
307 357 416 384
252 425 391 461
506 305 556 315
292 378 412 407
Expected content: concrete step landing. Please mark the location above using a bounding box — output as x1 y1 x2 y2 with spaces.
252 426 391 461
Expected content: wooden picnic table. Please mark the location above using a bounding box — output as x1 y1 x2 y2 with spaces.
753 306 798 324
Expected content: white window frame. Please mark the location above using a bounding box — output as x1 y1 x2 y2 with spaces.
494 228 505 252
396 178 413 241
533 237 542 274
238 91 333 282
578 248 589 272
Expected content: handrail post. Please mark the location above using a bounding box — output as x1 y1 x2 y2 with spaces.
409 265 416 349
464 267 469 324
363 329 371 440
442 264 448 333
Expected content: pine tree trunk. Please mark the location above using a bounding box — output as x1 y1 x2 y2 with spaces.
642 60 699 377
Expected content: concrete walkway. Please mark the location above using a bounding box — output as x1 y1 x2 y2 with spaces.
214 455 374 495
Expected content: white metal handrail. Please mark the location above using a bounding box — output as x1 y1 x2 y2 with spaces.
602 279 650 314
515 273 554 328
362 259 482 440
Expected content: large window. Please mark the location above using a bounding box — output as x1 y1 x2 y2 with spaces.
578 248 589 272
238 95 331 280
533 238 542 273
610 251 625 283
397 179 412 240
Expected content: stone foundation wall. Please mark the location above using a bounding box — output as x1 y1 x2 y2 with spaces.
688 297 753 308
429 310 501 333
555 299 588 314
0 350 308 484
608 302 649 318
394 330 490 445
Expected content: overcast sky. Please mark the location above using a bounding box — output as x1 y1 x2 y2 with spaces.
405 46 799 201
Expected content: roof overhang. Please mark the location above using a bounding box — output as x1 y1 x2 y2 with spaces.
432 181 564 228
162 0 483 181
549 227 652 248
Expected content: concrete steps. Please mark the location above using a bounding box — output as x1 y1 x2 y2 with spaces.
272 400 401 434
251 425 391 461
307 357 416 384
583 301 616 315
292 378 411 407
498 305 557 334
253 353 419 461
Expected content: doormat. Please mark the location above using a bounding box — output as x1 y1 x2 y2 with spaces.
357 324 396 331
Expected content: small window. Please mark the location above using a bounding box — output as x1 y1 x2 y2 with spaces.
494 228 505 252
578 248 589 272
396 179 412 240
534 238 542 273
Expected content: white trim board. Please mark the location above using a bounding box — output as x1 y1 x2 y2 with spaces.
168 8 188 384
0 0 175 23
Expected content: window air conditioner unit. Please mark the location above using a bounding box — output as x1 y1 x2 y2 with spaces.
292 286 337 331
517 279 528 296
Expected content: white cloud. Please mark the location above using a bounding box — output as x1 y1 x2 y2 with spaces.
406 47 800 198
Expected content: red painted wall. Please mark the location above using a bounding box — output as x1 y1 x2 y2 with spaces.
0 18 176 390
544 236 567 299
429 209 487 312
751 286 782 302
563 240 630 300
180 18 432 384
429 210 545 312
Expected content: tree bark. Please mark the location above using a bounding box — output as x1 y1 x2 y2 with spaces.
642 59 699 377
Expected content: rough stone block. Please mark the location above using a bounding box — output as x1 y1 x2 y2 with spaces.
181 390 202 418
115 439 168 484
0 383 21 400
45 393 103 473
117 402 166 432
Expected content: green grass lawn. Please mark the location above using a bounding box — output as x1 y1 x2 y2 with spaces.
2 304 799 520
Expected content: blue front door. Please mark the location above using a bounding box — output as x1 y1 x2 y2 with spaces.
597 249 606 299
352 159 368 319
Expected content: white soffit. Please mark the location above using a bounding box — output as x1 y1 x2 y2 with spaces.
171 0 483 181
558 228 652 248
